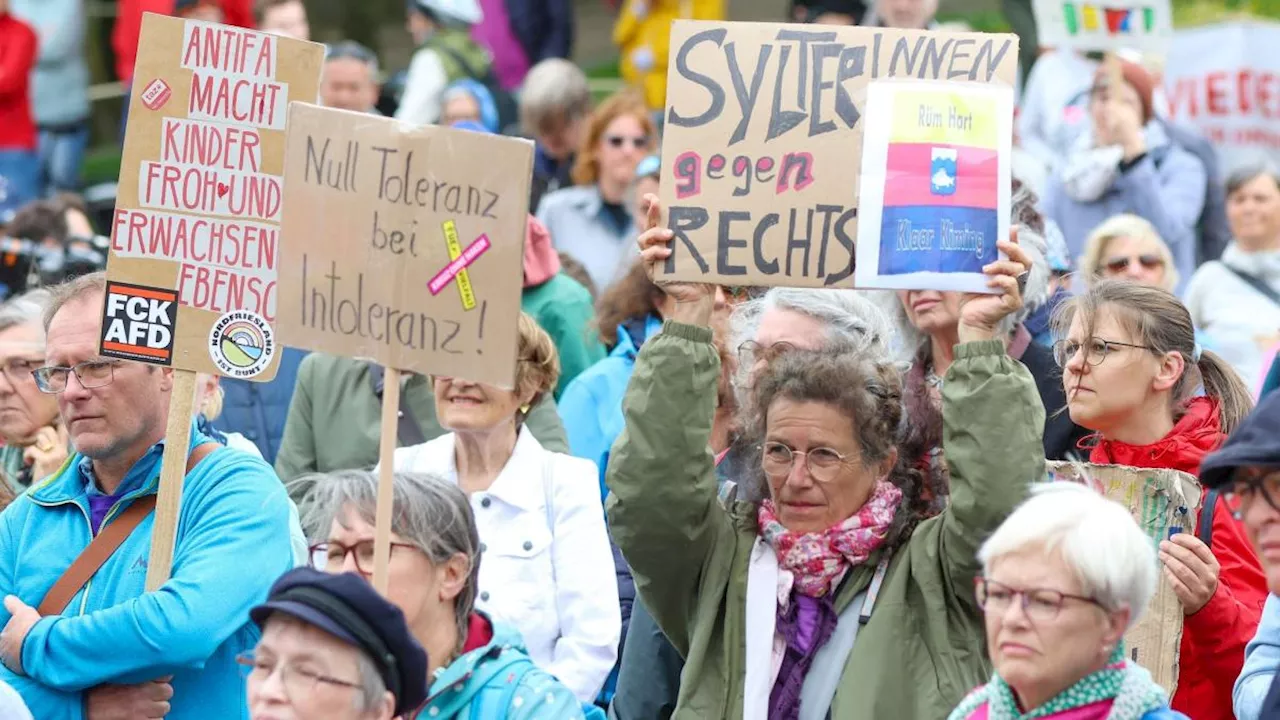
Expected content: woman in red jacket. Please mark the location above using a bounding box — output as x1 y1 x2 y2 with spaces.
1054 279 1266 720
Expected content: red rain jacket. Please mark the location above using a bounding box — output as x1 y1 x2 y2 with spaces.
1090 396 1267 720
0 13 37 151
111 0 254 82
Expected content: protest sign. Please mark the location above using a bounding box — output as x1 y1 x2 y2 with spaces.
655 20 1018 288
101 13 321 590
1165 21 1280 175
854 80 1012 293
1032 0 1173 54
1047 461 1203 695
276 104 530 388
277 105 532 591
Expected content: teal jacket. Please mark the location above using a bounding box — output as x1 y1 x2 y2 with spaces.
522 272 606 399
410 614 589 719
0 426 295 719
606 323 1045 719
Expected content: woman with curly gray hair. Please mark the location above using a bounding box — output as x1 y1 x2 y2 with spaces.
875 178 1090 467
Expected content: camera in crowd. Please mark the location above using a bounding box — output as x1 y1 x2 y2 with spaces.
0 195 111 301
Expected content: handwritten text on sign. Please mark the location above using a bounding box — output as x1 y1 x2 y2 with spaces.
277 105 532 387
103 13 321 378
656 21 1018 288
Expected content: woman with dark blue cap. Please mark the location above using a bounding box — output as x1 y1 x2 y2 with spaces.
244 567 428 720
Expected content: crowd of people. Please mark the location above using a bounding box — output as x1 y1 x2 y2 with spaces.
1 0 1280 718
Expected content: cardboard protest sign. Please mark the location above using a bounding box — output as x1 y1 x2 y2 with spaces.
102 13 323 381
1165 21 1280 176
276 104 532 389
854 80 1012 293
655 21 1018 288
1032 0 1173 54
1046 461 1203 695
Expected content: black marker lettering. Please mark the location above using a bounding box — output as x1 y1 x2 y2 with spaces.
785 207 813 277
920 37 954 79
725 42 772 146
808 42 842 136
947 38 975 80
753 213 780 274
667 28 728 128
767 45 805 141
824 208 858 286
483 190 499 218
666 207 711 274
835 46 865 129
717 211 750 276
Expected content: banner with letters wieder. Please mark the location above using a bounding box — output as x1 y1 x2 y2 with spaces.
855 80 1013 293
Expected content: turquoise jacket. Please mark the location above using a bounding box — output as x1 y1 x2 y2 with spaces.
0 426 295 719
411 614 588 719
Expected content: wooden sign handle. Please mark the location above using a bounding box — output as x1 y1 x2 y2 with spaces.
144 369 198 591
372 366 401 596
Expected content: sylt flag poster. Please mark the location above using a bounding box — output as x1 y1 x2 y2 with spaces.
855 80 1013 293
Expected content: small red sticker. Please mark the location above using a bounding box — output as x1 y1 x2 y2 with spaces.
140 78 172 111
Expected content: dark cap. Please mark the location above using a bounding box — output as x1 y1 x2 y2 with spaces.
1200 391 1280 489
174 0 218 15
250 568 428 715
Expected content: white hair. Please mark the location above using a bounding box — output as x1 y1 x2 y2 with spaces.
979 483 1157 630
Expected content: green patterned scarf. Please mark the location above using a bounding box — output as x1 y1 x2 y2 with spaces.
948 645 1169 720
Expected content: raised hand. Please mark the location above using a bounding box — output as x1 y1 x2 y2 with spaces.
957 227 1031 344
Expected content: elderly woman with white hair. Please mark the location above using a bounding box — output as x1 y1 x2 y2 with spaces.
877 179 1090 466
949 482 1187 720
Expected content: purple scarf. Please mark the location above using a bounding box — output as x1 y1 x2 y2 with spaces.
768 592 840 719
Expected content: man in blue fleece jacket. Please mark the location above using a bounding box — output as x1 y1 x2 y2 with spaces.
0 272 293 719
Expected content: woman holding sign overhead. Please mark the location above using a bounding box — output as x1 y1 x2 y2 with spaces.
1052 280 1267 720
605 193 1043 718
381 313 620 703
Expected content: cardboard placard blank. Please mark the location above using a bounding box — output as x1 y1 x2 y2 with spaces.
277 104 532 388
1047 461 1203 695
1032 0 1173 54
104 14 323 381
655 20 1018 289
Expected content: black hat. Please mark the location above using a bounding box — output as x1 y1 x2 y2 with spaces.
250 568 428 715
1200 390 1280 489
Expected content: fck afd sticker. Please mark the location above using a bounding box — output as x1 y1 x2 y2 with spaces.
100 282 179 365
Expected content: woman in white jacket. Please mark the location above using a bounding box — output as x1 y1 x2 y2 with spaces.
383 313 620 702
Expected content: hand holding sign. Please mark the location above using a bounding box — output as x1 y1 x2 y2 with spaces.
636 194 719 323
956 229 1030 343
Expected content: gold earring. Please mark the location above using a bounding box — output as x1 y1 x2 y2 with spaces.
519 404 531 414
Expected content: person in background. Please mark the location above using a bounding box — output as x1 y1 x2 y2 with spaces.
301 470 592 718
613 0 724 113
1018 50 1099 173
860 0 938 28
112 0 253 82
395 0 488 127
879 182 1090 463
522 59 592 207
471 0 571 91
1199 392 1280 718
1185 163 1280 391
520 214 605 398
254 0 309 40
558 252 598 301
948 483 1186 720
245 568 427 720
275 353 567 486
320 42 382 115
1023 219 1072 347
537 89 655 292
0 272 295 719
1079 214 1179 293
174 0 226 22
212 347 310 466
441 81 499 132
627 154 660 233
1053 280 1265 720
382 314 619 702
1042 61 1206 292
0 1 38 224
0 290 66 501
11 0 90 196
798 0 866 24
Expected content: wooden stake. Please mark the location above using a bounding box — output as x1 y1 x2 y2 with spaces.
372 366 401 596
144 369 198 592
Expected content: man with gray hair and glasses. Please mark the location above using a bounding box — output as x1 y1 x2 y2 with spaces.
0 271 294 719
321 42 382 115
0 288 67 501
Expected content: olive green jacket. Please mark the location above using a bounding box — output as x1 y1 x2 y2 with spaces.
605 322 1046 719
275 353 567 485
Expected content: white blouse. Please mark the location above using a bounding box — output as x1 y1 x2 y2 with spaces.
388 427 620 702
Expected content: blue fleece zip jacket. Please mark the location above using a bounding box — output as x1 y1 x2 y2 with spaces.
0 425 294 719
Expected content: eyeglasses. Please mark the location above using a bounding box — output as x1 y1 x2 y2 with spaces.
1103 254 1164 273
760 441 856 483
309 540 420 575
737 340 798 367
32 359 121 394
237 651 362 700
605 134 648 150
975 578 1105 622
1052 338 1155 368
0 357 44 386
1222 469 1280 520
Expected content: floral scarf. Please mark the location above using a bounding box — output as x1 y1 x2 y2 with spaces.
757 480 902 597
948 645 1169 720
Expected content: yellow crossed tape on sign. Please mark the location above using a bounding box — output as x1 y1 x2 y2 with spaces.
442 220 477 311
